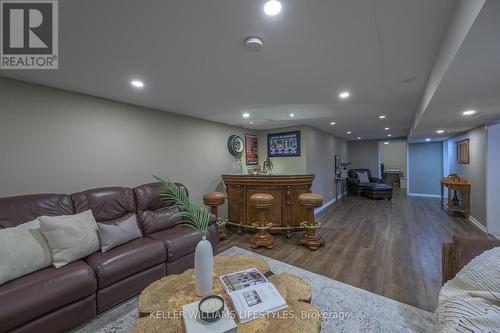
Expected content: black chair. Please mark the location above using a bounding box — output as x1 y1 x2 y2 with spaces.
348 169 393 200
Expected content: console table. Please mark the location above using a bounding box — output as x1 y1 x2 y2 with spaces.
440 177 470 218
222 173 315 237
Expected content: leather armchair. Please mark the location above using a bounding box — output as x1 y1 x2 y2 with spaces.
348 168 383 195
442 235 500 284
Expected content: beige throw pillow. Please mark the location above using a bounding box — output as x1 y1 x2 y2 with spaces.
39 210 100 268
0 219 53 285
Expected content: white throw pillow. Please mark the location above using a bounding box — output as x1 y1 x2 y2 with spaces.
0 219 53 285
39 210 100 268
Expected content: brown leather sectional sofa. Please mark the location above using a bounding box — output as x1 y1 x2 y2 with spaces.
0 182 219 333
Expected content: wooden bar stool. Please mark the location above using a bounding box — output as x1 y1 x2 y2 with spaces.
203 192 228 240
249 193 274 249
298 193 325 250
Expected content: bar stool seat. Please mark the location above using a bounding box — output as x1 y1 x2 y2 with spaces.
298 193 325 251
203 191 227 240
249 193 274 249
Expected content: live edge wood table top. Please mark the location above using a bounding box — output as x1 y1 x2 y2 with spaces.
131 255 321 333
222 173 316 236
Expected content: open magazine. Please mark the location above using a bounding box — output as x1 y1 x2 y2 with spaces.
219 268 288 324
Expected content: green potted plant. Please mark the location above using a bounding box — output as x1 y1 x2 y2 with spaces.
154 175 213 296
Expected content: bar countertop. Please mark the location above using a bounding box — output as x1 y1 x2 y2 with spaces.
222 173 315 177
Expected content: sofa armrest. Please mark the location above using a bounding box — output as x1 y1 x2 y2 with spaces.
442 235 500 284
370 177 383 183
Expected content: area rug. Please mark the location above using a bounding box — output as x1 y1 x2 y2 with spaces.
74 246 435 333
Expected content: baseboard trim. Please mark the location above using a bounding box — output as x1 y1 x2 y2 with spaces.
468 216 487 233
314 197 336 214
407 193 440 198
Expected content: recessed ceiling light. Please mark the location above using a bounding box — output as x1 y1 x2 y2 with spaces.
249 121 254 125
339 91 350 99
346 131 352 134
330 122 336 125
290 113 295 118
242 112 250 118
244 37 264 51
130 80 144 88
462 110 477 116
384 142 390 145
357 136 362 140
384 127 389 131
379 115 386 119
425 138 431 142
264 0 282 16
436 129 445 134
387 134 392 137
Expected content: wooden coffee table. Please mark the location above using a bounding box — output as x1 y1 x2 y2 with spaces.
130 255 321 333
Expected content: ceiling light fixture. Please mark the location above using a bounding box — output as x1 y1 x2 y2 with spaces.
387 134 392 137
384 142 390 145
242 112 250 118
346 131 352 134
436 129 445 134
130 80 144 88
425 138 431 142
290 113 295 117
244 37 264 52
462 110 477 116
330 122 336 125
384 127 389 131
379 115 386 119
339 91 350 99
264 0 282 16
357 136 362 140
249 121 254 125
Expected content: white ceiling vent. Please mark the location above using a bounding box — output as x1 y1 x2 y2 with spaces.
244 37 263 52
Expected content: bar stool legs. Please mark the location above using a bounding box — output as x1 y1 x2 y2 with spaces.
249 193 274 249
298 193 325 251
202 192 228 240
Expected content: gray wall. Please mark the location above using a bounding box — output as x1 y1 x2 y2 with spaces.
487 122 500 235
305 126 349 203
446 126 487 226
408 142 443 195
380 140 407 177
348 141 380 177
0 78 253 212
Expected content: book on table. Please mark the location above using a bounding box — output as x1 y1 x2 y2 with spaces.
219 268 287 324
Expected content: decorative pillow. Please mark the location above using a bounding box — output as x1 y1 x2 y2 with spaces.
436 246 500 332
0 219 53 285
39 210 100 268
97 214 142 252
357 171 370 184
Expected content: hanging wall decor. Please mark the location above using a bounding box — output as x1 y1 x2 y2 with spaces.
245 134 258 165
267 131 301 157
456 139 469 164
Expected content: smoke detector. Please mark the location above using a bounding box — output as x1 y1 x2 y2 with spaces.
244 37 263 51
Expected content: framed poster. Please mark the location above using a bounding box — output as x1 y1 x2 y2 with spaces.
245 134 258 165
267 131 301 157
335 155 341 177
456 139 469 164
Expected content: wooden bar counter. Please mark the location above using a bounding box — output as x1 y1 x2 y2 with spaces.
222 173 315 236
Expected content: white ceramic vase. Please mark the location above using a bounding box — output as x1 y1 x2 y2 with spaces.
194 235 213 296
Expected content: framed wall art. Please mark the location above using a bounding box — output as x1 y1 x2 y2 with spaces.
456 139 469 164
267 131 301 157
245 134 258 165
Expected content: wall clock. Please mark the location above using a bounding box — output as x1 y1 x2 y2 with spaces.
227 135 244 156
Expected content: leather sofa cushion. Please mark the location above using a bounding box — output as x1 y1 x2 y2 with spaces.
85 237 166 288
0 260 96 332
71 187 136 225
148 227 202 262
0 193 74 228
450 235 500 273
134 182 187 235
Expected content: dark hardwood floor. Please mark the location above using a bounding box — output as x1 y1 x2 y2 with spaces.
217 191 487 312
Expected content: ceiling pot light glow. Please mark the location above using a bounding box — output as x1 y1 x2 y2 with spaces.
339 91 350 99
462 110 477 116
249 121 254 125
264 0 282 16
346 131 352 134
290 113 295 117
242 112 250 118
387 134 392 137
425 138 431 142
357 137 362 140
131 80 144 88
379 115 386 119
384 127 389 131
330 122 336 125
436 129 444 134
384 142 390 145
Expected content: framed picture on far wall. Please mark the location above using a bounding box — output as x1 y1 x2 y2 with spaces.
245 134 258 165
456 139 469 164
267 131 301 157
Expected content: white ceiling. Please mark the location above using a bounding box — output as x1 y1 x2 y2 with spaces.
411 0 500 142
0 0 459 140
